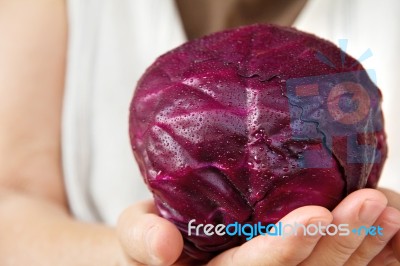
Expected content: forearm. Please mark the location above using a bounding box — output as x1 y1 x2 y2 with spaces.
0 189 132 266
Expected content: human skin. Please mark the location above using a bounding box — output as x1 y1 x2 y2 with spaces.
119 189 400 266
0 0 399 266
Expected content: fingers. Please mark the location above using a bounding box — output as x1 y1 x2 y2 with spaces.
345 207 400 265
378 187 400 262
300 188 387 266
393 231 400 262
368 244 398 266
378 188 400 210
117 200 183 266
208 206 333 266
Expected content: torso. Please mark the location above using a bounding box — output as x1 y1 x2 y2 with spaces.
175 0 308 39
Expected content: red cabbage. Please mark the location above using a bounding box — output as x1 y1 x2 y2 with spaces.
129 24 387 260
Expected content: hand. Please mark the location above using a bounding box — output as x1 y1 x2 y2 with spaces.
117 189 400 265
378 187 400 264
298 188 400 266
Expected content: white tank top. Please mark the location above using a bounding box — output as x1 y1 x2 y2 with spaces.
62 0 400 225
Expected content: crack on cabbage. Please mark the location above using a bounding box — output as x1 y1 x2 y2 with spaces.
237 72 278 82
278 85 348 193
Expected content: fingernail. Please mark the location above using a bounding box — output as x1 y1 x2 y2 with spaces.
146 226 162 265
359 199 386 223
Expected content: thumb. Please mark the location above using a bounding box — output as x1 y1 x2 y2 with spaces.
117 200 184 266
